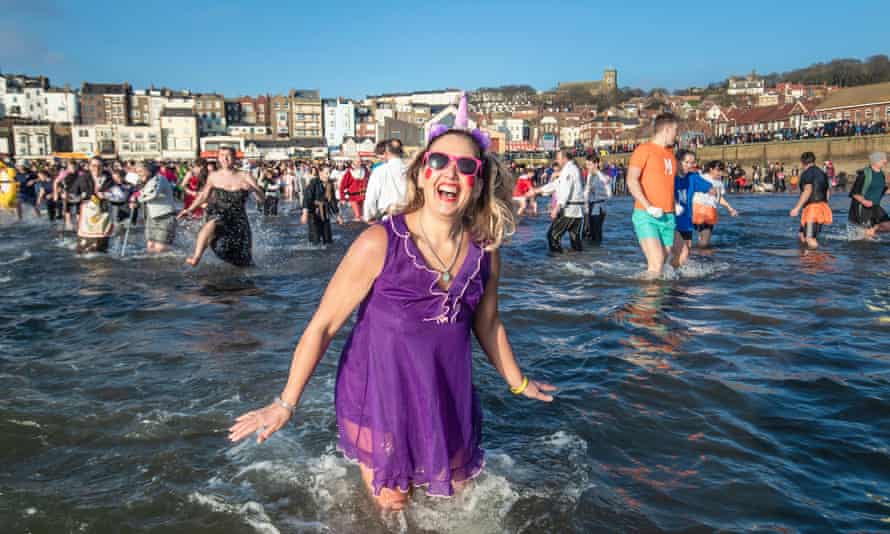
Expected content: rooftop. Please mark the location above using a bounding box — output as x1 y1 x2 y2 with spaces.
814 82 890 111
367 88 461 99
82 83 129 95
290 89 320 100
725 102 810 125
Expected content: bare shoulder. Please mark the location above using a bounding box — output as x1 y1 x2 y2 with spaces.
349 224 388 261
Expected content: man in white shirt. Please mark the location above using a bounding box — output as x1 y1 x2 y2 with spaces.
583 155 613 244
363 139 407 222
532 150 585 252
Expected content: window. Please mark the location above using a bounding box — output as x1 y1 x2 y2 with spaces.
843 111 851 119
865 109 872 118
886 106 890 118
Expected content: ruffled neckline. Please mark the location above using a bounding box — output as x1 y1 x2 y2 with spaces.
389 214 485 324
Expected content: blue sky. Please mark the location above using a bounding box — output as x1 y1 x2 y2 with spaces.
3 0 888 98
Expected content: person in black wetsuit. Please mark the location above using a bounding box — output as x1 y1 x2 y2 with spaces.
790 151 832 249
178 146 264 267
301 164 342 245
848 151 889 239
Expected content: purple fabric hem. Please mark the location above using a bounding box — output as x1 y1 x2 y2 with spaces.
335 441 486 498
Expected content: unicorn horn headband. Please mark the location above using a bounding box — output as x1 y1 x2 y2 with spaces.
427 91 491 151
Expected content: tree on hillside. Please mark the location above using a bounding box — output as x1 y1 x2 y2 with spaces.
717 54 890 88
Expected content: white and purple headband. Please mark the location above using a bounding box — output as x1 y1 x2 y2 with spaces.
427 91 491 151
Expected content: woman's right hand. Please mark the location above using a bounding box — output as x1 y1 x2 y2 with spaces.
176 209 189 220
228 403 292 444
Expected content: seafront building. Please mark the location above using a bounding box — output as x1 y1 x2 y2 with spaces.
1 67 888 161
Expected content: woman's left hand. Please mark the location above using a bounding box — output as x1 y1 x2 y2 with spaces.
522 379 558 402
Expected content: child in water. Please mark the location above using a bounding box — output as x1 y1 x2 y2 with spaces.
229 96 556 510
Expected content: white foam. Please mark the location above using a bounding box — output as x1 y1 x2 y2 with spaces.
825 224 878 242
0 250 31 265
675 260 731 279
188 492 281 534
537 430 588 453
565 260 640 279
406 468 520 534
8 419 41 428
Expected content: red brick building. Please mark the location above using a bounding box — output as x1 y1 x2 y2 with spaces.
814 82 890 123
80 83 130 125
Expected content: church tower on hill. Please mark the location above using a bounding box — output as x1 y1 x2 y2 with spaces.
603 68 618 92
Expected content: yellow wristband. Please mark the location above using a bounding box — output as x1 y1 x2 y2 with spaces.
510 376 529 395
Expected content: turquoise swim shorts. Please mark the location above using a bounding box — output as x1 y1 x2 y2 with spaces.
632 209 676 246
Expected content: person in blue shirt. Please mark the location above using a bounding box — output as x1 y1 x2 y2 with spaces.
672 150 715 268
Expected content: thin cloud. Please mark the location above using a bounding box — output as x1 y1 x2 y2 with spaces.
0 0 61 17
0 28 63 69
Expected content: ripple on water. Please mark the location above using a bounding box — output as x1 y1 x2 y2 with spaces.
2 195 890 532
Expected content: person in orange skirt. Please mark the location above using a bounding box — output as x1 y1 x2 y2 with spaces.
692 160 738 248
790 152 832 249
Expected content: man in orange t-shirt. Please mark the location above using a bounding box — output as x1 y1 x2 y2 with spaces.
626 113 679 276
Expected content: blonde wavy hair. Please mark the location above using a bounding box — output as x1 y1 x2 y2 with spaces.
397 130 515 250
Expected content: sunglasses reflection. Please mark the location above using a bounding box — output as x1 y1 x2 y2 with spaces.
425 151 482 176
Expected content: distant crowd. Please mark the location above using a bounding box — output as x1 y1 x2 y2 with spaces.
702 120 888 147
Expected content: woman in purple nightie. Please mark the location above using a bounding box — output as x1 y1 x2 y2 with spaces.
230 95 557 510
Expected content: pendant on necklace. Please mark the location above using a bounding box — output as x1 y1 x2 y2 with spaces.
441 272 451 283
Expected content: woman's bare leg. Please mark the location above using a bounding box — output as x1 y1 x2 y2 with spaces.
186 219 216 266
698 228 712 248
359 463 408 510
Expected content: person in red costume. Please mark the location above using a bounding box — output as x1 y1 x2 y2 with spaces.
338 159 368 221
183 162 207 219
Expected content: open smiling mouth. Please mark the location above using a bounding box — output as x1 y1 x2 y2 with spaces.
436 183 459 202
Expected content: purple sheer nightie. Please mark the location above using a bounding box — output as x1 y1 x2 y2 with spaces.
335 214 490 497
